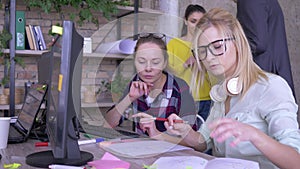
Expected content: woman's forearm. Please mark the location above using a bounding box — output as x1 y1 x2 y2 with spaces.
251 128 300 169
105 94 132 127
153 129 207 152
182 130 207 151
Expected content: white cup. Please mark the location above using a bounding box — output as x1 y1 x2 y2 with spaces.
0 117 11 149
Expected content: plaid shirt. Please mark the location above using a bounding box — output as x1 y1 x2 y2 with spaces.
129 72 198 134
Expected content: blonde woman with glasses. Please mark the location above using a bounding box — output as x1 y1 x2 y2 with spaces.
165 8 300 169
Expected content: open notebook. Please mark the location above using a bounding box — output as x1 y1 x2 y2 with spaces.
8 83 47 144
151 156 259 169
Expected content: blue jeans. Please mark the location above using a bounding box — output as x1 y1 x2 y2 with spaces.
196 100 213 155
196 100 212 121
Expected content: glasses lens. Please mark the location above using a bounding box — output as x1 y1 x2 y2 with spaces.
197 46 207 60
152 33 165 39
139 33 150 38
209 40 226 56
138 33 165 40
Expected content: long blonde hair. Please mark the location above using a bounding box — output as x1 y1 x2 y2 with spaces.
191 8 267 98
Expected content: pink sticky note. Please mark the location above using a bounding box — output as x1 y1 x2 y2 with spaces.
88 152 130 169
101 152 122 161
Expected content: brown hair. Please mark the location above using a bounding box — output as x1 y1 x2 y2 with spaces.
134 33 168 61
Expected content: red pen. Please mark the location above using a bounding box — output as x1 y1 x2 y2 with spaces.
35 142 50 147
153 117 187 123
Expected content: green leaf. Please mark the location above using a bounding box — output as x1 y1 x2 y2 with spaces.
24 0 128 27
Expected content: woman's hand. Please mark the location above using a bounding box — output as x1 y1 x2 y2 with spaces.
209 118 258 147
131 112 160 137
128 81 153 101
164 114 192 137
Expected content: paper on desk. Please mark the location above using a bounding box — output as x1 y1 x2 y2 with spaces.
204 158 260 169
152 156 208 169
87 152 130 169
99 138 192 158
152 156 260 169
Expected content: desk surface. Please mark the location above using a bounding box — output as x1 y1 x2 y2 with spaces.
0 137 213 169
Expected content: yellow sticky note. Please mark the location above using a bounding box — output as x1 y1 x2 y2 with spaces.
58 74 63 92
52 25 63 35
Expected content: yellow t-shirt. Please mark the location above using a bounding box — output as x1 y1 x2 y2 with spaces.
167 38 211 101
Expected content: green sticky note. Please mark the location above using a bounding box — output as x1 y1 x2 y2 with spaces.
143 164 157 169
3 163 21 169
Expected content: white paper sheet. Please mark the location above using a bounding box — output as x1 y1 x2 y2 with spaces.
100 139 192 158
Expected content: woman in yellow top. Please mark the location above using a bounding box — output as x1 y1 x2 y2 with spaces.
168 4 211 122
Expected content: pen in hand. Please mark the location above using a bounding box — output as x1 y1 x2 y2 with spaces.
154 117 187 123
137 117 187 124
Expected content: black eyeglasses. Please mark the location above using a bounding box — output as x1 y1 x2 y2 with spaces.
192 38 234 61
134 33 166 41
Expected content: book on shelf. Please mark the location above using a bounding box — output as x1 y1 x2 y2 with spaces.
34 25 47 50
28 25 38 50
25 26 35 50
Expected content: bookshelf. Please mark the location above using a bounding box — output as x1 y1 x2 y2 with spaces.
1 49 130 110
3 49 50 56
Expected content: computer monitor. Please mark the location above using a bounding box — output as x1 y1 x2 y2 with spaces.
26 21 93 168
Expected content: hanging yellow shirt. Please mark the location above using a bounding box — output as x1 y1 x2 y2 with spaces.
167 38 211 101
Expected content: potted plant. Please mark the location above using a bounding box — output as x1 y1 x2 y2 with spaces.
83 85 98 103
96 79 112 102
0 29 26 104
0 29 11 104
110 73 130 102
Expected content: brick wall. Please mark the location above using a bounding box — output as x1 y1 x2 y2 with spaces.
0 1 161 103
5 0 298 112
0 1 117 103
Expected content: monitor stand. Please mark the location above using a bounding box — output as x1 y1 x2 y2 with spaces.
26 150 93 168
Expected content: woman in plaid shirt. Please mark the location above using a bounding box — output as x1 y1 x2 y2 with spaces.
105 33 198 140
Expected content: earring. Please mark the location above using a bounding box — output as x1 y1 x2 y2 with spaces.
209 77 242 102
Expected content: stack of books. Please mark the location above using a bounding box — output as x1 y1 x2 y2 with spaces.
25 25 47 50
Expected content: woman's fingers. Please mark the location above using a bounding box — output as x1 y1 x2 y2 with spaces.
132 112 152 118
167 114 181 126
131 81 153 96
209 118 255 146
131 112 154 124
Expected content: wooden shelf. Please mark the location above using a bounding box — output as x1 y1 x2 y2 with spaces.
3 49 50 56
0 101 113 110
0 104 22 110
81 101 114 108
0 102 46 110
83 52 132 59
3 49 133 60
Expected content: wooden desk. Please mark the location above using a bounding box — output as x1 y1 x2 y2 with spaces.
0 137 213 169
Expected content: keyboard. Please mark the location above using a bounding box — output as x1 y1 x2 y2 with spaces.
80 124 141 139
